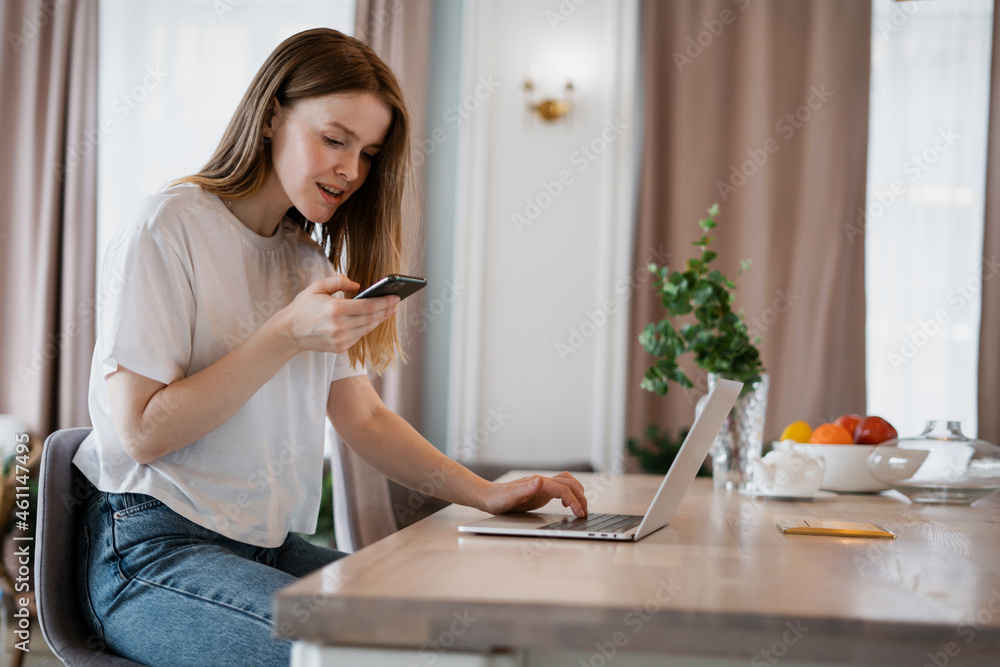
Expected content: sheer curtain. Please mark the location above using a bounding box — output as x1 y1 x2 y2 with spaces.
96 0 355 270
353 0 432 432
329 0 433 553
864 0 993 438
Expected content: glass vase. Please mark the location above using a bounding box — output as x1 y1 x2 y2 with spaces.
704 372 769 490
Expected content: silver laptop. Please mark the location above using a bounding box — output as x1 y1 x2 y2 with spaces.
458 378 743 542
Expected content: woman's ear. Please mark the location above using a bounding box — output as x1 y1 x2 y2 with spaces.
263 97 283 139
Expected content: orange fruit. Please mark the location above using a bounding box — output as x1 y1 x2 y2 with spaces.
809 423 853 445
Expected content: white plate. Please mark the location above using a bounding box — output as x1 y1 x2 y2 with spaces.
738 488 838 502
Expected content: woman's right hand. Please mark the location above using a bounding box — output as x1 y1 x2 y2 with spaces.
277 275 399 354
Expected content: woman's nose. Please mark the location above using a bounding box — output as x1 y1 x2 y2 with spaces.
335 152 360 183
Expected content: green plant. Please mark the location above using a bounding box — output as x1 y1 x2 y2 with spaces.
639 203 764 396
627 424 711 476
0 440 39 593
296 466 335 547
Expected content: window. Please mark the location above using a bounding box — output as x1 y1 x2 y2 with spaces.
96 0 354 270
864 0 993 437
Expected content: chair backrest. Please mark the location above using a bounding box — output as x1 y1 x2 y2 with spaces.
327 422 397 553
325 419 598 552
36 427 147 667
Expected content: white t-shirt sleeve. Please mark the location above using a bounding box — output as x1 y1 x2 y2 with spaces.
99 228 195 385
331 348 368 383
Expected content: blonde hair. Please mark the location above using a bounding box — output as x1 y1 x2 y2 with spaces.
173 28 415 373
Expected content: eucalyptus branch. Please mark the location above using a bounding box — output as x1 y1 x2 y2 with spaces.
639 204 764 396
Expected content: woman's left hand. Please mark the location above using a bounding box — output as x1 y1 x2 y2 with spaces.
480 472 589 517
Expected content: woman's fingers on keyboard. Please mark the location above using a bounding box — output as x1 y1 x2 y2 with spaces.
540 477 586 517
550 471 588 515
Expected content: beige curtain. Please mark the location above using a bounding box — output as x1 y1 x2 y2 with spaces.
0 0 98 439
627 0 872 447
329 0 433 552
355 0 432 430
979 2 1000 445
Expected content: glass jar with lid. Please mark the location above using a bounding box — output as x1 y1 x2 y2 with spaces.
866 420 1000 505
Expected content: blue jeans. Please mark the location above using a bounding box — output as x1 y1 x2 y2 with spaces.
75 482 346 667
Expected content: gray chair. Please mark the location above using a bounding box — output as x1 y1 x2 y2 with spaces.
36 427 147 666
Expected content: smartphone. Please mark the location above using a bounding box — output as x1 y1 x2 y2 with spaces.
353 274 427 301
777 520 895 539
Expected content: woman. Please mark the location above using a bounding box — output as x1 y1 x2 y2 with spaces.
73 27 588 667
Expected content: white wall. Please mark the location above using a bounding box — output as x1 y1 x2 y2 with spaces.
419 0 465 455
442 0 640 470
96 0 355 274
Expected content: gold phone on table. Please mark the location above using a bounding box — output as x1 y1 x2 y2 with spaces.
777 519 895 538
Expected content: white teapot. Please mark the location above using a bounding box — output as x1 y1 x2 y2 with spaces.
749 444 826 495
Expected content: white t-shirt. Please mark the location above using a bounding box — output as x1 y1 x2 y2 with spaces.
72 183 367 547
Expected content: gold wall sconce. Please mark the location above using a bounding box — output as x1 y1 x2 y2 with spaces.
524 77 574 122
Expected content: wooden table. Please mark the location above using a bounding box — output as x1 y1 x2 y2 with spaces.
274 472 1000 667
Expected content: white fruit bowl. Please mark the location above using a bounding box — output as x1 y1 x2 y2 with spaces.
773 441 890 493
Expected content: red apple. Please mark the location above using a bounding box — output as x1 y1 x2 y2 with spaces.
835 413 863 437
853 416 897 445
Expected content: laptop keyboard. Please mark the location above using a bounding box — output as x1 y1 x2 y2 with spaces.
539 513 643 535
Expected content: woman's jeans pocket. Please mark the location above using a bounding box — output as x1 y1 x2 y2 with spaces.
75 524 106 644
110 492 164 519
107 492 172 581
